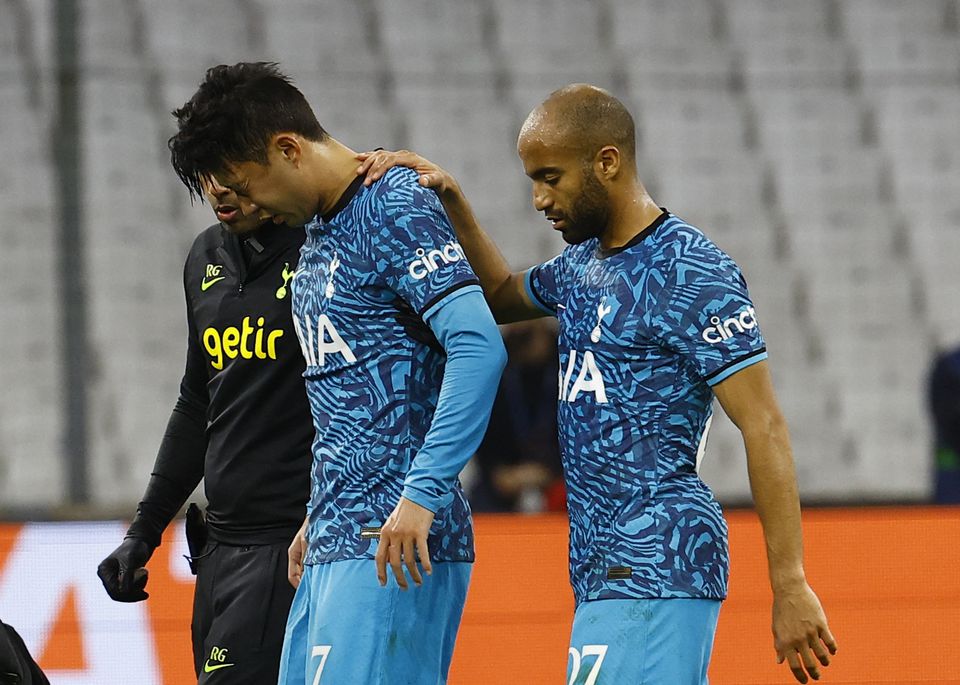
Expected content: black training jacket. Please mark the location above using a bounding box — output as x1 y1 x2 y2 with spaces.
131 222 313 547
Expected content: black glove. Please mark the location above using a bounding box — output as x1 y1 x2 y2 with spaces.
96 537 155 602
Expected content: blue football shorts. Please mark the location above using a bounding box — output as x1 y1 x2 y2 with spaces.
567 597 722 684
277 559 471 685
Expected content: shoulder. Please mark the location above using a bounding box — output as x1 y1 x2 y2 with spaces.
539 240 594 272
187 223 223 256
184 223 223 270
649 215 741 280
367 167 442 215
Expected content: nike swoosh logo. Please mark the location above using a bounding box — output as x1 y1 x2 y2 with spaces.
201 276 226 291
203 661 236 673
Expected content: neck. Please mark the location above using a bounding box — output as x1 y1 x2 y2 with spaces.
598 180 663 250
306 138 360 219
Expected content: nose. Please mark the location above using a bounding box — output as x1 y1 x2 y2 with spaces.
237 195 260 214
532 185 552 212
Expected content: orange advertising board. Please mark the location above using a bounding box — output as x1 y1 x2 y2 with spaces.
1 508 958 683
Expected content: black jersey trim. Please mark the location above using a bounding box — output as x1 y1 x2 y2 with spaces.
322 174 366 223
595 208 670 260
703 347 768 384
418 279 482 317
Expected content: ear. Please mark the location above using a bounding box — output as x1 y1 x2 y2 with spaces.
595 145 621 180
274 133 303 167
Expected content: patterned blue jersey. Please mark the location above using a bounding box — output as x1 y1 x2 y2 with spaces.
525 212 767 605
291 169 480 566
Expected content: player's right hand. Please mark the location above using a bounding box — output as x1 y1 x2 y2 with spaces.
287 516 309 589
355 150 460 196
96 537 154 602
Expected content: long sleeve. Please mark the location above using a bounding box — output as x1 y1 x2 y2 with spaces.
125 284 209 548
401 289 507 513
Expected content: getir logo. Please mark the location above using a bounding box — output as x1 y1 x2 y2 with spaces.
407 241 466 280
701 306 759 344
202 316 284 370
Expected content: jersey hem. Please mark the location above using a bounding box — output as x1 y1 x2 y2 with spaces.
704 348 768 386
419 281 482 319
524 267 556 315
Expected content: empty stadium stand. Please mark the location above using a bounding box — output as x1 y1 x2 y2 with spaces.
1 0 957 508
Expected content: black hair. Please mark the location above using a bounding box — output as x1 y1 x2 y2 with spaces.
168 62 328 198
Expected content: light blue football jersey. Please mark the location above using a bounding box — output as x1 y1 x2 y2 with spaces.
291 169 481 566
525 211 767 604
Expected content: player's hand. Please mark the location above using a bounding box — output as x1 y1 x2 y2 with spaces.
355 150 460 196
772 581 837 683
287 516 309 589
375 496 435 590
97 537 154 602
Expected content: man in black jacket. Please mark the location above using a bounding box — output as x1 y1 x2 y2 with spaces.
97 178 313 683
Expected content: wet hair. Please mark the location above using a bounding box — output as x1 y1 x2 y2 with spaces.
169 62 327 198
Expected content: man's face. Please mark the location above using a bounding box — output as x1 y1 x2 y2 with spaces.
217 143 317 227
518 132 610 245
201 177 267 234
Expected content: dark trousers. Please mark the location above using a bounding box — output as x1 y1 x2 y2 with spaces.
191 541 296 684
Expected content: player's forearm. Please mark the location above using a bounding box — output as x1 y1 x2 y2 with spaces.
126 396 207 547
402 290 507 511
435 185 533 323
742 415 807 592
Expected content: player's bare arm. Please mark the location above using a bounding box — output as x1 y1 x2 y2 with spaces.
356 150 543 324
713 361 837 684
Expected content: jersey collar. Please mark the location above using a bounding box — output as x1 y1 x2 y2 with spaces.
594 208 669 260
321 174 366 224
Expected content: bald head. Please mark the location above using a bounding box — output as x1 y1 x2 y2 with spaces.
519 84 636 170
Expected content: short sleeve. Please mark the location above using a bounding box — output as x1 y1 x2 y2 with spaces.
524 250 570 316
368 170 480 319
650 256 767 386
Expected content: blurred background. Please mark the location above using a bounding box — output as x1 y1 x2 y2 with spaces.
2 0 959 516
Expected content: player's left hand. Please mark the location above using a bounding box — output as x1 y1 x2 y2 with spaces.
375 496 435 590
355 150 460 196
772 581 837 683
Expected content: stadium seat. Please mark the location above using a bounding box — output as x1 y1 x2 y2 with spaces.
854 34 960 88
751 90 866 155
491 0 601 51
722 0 835 43
872 87 960 156
650 151 767 218
376 0 492 78
739 38 853 91
621 41 735 94
782 207 906 268
608 0 718 49
261 0 381 76
139 0 258 74
770 149 887 214
4 0 959 507
679 206 780 278
840 0 951 40
634 91 750 157
80 0 139 70
911 204 960 344
891 147 960 213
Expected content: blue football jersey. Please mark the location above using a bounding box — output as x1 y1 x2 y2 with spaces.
525 212 767 604
291 168 480 565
